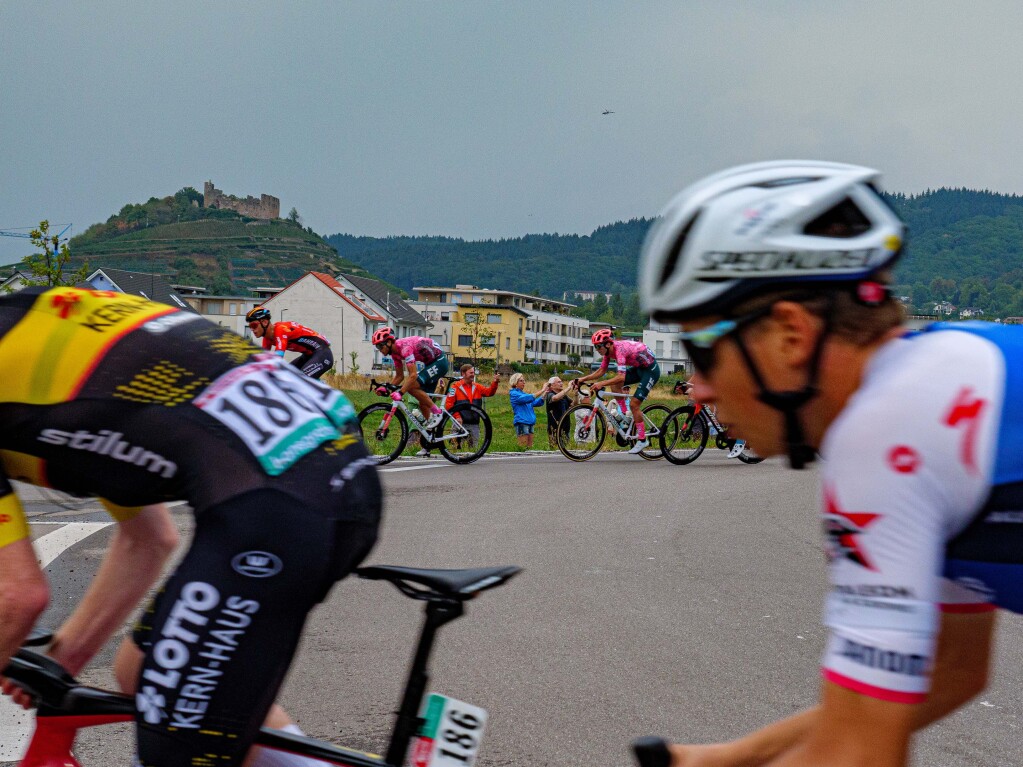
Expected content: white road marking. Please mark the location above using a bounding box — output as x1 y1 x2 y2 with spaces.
0 521 113 759
380 464 448 473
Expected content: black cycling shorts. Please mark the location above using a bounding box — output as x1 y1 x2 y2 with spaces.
133 477 380 767
291 338 334 379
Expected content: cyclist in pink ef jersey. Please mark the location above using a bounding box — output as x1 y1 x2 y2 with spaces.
637 160 1023 767
574 329 661 454
372 328 450 429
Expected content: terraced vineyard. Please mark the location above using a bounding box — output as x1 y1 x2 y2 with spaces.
69 218 375 294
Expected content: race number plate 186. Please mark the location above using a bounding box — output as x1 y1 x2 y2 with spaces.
408 694 488 767
193 357 356 475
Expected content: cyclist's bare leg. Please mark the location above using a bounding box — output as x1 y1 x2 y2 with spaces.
405 378 437 418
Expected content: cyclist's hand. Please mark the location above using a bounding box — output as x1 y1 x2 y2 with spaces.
375 386 388 397
570 379 579 389
0 675 35 710
390 391 402 402
590 382 603 392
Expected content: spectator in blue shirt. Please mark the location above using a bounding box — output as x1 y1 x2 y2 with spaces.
508 372 549 449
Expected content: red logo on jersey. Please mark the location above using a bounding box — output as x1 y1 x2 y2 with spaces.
944 388 986 475
50 291 82 318
0 514 11 524
887 445 921 474
822 486 881 571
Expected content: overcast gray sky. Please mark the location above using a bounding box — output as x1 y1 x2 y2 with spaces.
3 1 1023 263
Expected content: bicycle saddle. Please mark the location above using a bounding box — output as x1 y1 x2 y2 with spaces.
356 565 521 601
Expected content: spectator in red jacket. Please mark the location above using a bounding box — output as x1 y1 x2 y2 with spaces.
444 365 500 447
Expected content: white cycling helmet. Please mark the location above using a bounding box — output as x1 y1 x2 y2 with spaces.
639 160 905 321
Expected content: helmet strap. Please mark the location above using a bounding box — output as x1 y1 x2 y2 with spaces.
729 295 835 469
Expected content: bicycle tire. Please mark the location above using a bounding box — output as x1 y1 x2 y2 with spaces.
636 403 671 461
357 403 409 464
557 404 607 461
437 405 493 464
660 406 708 465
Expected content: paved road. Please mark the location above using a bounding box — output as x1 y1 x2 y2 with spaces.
6 453 1023 766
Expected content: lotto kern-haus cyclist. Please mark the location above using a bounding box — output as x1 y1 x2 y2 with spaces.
0 287 381 767
246 306 334 379
639 161 1023 767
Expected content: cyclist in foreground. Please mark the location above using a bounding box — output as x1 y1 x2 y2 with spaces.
372 327 449 429
638 160 1019 767
573 329 661 454
0 287 381 767
246 306 335 379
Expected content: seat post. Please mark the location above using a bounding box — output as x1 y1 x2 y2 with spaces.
386 598 464 767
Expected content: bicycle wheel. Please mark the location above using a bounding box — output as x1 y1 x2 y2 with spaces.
557 404 607 461
735 443 765 464
357 403 409 464
437 405 492 465
636 403 671 461
660 406 708 465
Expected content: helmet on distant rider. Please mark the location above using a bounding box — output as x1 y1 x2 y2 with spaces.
372 327 396 346
638 160 905 322
591 328 614 346
246 307 272 323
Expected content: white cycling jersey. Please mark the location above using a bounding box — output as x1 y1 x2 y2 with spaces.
819 324 1015 703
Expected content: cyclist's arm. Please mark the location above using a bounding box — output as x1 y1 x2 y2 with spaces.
0 478 49 674
399 360 419 393
687 609 994 767
389 355 405 387
577 355 609 383
48 503 179 675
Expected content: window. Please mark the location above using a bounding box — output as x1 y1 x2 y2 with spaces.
229 303 237 315
671 340 681 356
451 293 461 303
464 313 479 323
655 340 665 356
207 300 223 314
518 319 523 333
518 339 522 350
483 337 496 347
473 294 484 304
440 312 450 321
431 334 445 345
458 335 473 347
487 313 501 324
505 338 510 350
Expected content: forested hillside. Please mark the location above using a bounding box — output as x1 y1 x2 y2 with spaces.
326 189 1023 319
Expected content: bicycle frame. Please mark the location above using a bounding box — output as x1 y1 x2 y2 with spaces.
7 566 520 767
576 389 661 441
370 382 469 445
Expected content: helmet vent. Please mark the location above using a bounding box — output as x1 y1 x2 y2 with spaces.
803 197 871 238
753 176 819 189
658 212 700 288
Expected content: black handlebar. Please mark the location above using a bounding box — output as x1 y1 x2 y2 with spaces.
632 737 672 767
369 379 399 394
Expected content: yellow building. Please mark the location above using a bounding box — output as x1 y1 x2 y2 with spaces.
448 303 530 365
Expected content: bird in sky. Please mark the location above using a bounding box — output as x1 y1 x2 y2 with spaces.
602 109 615 115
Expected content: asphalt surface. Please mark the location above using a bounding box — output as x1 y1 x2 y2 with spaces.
7 452 1023 766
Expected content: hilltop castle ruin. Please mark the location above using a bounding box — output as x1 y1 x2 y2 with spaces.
203 180 280 220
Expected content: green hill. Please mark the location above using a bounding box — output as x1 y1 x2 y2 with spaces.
325 189 1023 318
66 188 380 295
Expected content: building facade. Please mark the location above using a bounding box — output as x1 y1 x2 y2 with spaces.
413 285 591 366
642 321 690 375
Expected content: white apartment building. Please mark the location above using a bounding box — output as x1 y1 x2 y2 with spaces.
643 321 690 375
414 285 592 366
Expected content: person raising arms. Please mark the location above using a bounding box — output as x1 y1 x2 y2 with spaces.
637 160 1021 767
574 329 661 454
372 327 449 429
246 307 334 379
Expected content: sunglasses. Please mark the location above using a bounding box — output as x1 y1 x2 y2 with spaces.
247 322 261 329
680 305 772 374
